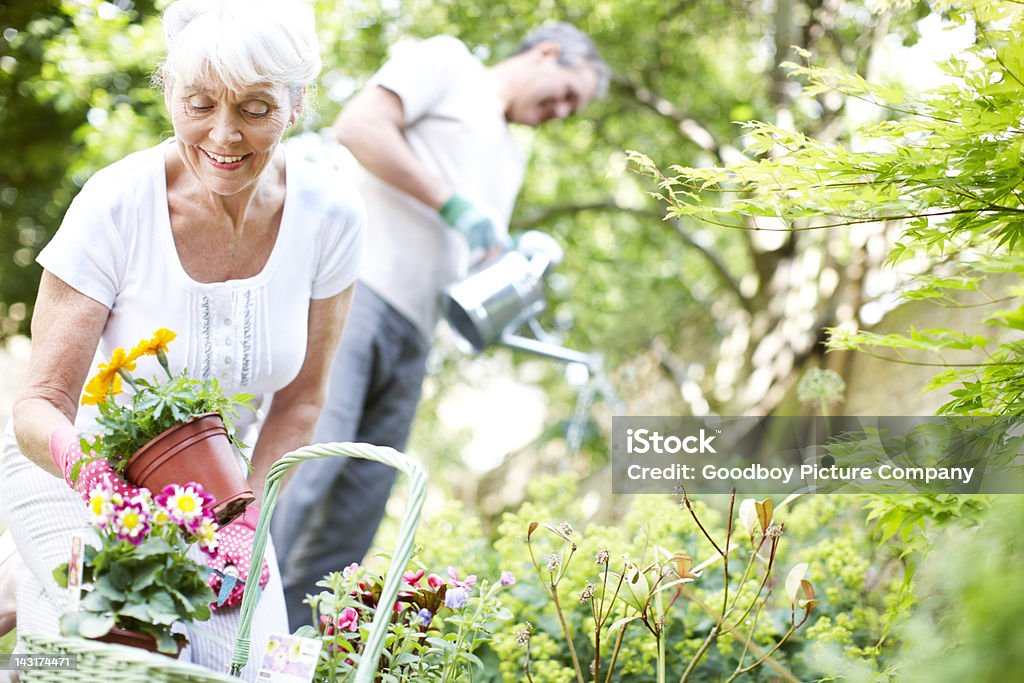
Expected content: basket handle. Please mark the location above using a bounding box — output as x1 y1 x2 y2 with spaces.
229 442 427 682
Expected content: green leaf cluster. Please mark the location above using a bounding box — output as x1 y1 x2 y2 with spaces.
53 527 215 655
81 368 255 479
389 475 904 682
631 0 1024 416
306 559 513 682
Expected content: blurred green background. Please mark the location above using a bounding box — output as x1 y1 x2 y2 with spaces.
2 1 1023 680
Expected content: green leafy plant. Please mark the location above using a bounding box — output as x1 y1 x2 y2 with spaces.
74 328 254 481
298 557 514 682
522 492 817 683
53 480 220 654
627 1 1024 418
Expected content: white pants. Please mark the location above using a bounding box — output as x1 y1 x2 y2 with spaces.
0 421 287 680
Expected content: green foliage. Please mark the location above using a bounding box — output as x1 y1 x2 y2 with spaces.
474 477 904 682
631 0 1024 416
76 330 254 480
305 559 513 682
52 482 218 655
0 0 166 338
890 494 1024 683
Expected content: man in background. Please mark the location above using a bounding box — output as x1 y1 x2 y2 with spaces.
272 22 609 628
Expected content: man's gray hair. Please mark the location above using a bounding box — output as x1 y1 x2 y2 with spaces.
516 23 610 98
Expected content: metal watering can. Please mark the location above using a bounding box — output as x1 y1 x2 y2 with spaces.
443 231 598 369
444 231 622 454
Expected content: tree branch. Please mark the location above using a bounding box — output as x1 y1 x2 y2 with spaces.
613 75 747 165
514 201 753 312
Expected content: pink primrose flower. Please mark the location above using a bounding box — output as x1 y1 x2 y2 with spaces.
402 569 425 586
192 517 220 557
447 566 477 590
336 607 359 632
113 499 151 545
156 483 215 525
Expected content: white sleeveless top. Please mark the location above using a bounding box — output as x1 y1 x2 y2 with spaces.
37 140 365 435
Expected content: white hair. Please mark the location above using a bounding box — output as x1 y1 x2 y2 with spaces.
158 0 321 101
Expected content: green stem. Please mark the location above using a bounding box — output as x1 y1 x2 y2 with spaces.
678 625 718 683
720 491 735 623
551 586 587 683
157 348 172 378
722 535 779 636
733 591 768 673
725 607 812 683
725 535 767 616
657 632 666 683
602 610 628 683
655 579 666 683
442 585 490 683
681 586 800 683
723 625 797 683
117 367 138 391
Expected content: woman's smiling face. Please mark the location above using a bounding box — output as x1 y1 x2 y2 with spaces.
167 78 297 196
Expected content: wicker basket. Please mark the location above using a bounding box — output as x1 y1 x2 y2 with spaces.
22 442 427 683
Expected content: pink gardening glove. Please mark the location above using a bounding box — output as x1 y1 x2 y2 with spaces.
206 505 269 609
49 426 140 502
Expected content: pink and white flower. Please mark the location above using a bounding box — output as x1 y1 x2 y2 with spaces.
86 483 116 527
192 517 220 556
155 482 215 525
112 497 151 545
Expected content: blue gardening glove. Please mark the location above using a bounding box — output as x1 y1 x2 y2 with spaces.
439 194 507 251
206 505 269 609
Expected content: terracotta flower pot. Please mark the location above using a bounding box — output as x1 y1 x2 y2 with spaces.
124 412 255 526
94 626 184 658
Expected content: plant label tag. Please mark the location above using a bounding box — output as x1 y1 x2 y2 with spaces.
256 633 322 683
67 532 85 610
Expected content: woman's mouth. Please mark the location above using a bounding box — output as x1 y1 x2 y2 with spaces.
201 148 250 168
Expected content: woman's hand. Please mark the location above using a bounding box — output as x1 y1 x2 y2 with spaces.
50 426 142 502
206 505 270 608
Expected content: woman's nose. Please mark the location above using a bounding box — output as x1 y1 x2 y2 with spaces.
209 108 243 145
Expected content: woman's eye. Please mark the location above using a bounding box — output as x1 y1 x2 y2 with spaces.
242 101 271 116
185 99 213 112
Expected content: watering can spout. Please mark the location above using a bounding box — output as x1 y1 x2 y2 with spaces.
500 331 601 371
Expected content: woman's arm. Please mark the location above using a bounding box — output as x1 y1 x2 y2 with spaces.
246 284 355 498
12 272 109 474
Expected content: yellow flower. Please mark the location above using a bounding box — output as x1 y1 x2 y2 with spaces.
81 372 122 406
129 328 177 361
80 347 136 406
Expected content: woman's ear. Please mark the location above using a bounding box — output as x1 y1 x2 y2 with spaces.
289 87 307 126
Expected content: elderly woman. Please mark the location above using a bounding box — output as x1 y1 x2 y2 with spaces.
0 0 362 675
